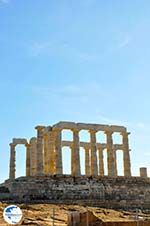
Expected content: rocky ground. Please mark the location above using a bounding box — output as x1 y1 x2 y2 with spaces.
0 203 150 226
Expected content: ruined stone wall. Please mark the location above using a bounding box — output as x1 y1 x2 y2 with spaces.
1 176 150 210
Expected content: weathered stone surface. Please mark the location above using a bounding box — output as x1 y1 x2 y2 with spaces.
90 130 98 175
8 121 135 179
71 129 81 176
30 137 37 176
1 176 150 210
53 121 77 129
12 138 28 145
140 167 148 178
5 121 150 212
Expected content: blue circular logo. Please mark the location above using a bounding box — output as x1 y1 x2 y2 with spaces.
3 205 23 225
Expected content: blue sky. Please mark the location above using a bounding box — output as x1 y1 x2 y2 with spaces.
0 0 150 182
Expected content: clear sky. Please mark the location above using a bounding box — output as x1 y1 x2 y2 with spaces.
0 0 150 182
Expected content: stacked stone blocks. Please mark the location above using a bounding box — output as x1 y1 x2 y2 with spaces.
8 121 147 180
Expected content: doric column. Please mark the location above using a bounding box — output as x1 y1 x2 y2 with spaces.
113 149 118 176
71 128 81 176
98 148 104 176
89 130 98 176
43 133 49 175
47 129 55 175
25 143 31 177
84 146 90 176
53 128 63 175
105 131 116 176
29 137 37 176
35 126 45 175
121 132 131 176
9 143 16 180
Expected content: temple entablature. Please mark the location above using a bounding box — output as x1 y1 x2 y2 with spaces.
12 138 28 146
53 121 127 133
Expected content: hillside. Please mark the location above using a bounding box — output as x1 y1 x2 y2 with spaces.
0 203 150 226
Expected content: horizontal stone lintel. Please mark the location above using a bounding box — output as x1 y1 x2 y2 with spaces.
12 138 28 145
52 121 127 132
61 141 124 150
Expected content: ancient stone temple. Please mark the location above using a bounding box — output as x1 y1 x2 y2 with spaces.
1 121 150 210
9 121 133 179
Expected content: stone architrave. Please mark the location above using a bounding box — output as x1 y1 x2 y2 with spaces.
98 148 104 176
105 131 116 176
53 128 63 175
89 130 98 176
35 126 45 175
25 143 31 177
84 147 90 176
9 143 16 180
30 137 37 176
71 128 81 176
122 132 131 177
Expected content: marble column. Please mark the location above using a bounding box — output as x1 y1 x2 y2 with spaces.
47 130 55 175
29 137 37 176
71 128 81 176
113 149 118 176
35 126 45 175
9 143 16 180
105 131 116 176
44 133 49 175
89 130 98 176
53 128 62 175
25 143 31 177
84 146 90 176
122 132 131 176
98 148 104 176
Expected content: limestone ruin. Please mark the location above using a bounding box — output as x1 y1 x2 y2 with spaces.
9 121 147 179
1 121 150 209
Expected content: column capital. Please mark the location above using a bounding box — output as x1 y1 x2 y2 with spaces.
89 129 97 134
35 125 45 131
105 130 113 135
84 145 90 151
71 128 80 133
9 143 16 148
97 146 104 152
30 137 37 143
25 143 31 148
121 131 130 136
